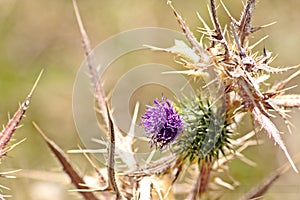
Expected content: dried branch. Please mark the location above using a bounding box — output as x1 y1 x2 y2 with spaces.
33 122 99 200
209 0 229 57
272 94 300 108
124 154 177 177
198 161 211 196
167 1 207 62
188 166 201 200
72 0 108 129
72 0 137 171
210 0 222 41
257 64 299 74
106 103 123 200
251 106 298 172
188 162 212 200
241 172 280 200
268 69 300 93
240 157 299 200
227 10 298 172
231 23 246 58
0 70 43 158
238 0 256 46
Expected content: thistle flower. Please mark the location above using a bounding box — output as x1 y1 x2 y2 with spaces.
141 97 184 150
175 96 231 162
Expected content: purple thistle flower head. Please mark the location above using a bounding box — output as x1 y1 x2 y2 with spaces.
141 97 184 150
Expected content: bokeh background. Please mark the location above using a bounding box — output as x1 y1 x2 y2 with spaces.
0 0 299 199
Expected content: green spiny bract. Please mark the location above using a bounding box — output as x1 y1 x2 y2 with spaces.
174 96 231 163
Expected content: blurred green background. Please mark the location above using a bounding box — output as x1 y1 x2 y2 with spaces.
0 0 300 199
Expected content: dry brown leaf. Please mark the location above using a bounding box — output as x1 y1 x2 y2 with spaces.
33 122 99 200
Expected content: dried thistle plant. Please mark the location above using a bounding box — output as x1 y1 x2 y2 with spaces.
0 71 42 198
18 0 300 200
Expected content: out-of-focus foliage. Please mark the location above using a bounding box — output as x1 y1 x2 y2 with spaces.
0 0 299 199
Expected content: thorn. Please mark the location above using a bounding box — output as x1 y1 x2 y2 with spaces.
28 69 44 98
220 0 238 25
248 35 269 50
